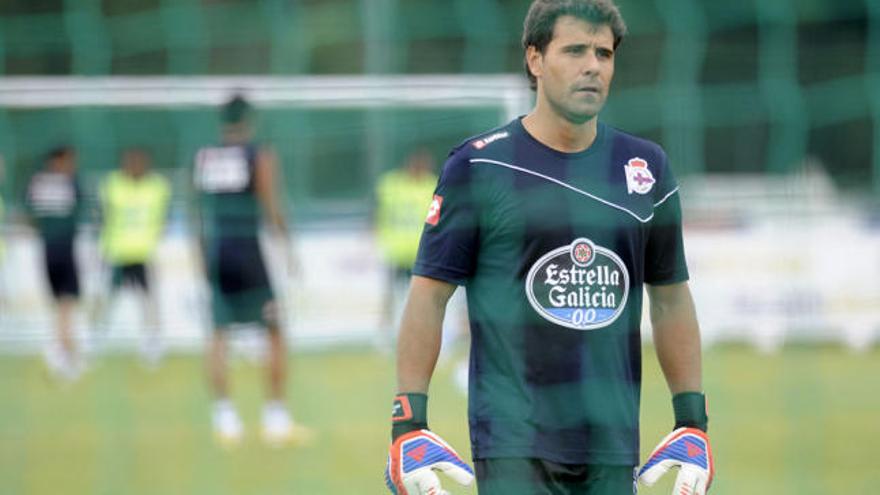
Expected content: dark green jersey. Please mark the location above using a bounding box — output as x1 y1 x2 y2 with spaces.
194 143 261 240
26 170 82 244
414 118 688 465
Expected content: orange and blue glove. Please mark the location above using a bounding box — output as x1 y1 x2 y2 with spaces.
384 393 474 495
638 392 714 495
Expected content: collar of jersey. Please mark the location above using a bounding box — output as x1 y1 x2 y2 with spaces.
513 117 607 160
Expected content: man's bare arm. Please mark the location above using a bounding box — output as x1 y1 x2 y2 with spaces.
254 148 288 236
647 281 702 394
396 275 458 393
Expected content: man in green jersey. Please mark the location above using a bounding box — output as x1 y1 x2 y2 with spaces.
26 146 85 381
385 1 713 494
193 95 309 447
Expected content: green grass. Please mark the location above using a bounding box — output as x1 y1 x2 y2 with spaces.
0 345 878 494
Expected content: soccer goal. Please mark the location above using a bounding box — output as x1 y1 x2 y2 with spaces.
0 75 532 353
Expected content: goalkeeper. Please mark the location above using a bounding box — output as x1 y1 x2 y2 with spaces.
385 0 713 494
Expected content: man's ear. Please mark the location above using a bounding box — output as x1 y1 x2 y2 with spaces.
526 45 543 81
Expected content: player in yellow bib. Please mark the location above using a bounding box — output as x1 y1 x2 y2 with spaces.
374 148 438 345
94 148 170 366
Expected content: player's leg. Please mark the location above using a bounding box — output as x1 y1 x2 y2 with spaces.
261 312 299 446
206 246 243 445
260 343 314 446
240 240 311 447
208 329 229 397
208 325 243 445
258 296 305 445
53 296 79 377
374 262 395 354
380 262 394 332
44 241 83 380
86 262 116 355
265 313 285 402
377 265 413 354
133 263 162 366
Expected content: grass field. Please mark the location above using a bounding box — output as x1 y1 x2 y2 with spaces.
0 344 878 494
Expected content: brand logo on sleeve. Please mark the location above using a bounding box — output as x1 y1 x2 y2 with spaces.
525 238 630 330
624 157 655 195
425 195 443 226
472 131 510 150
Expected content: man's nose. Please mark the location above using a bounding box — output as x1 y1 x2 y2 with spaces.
582 52 600 75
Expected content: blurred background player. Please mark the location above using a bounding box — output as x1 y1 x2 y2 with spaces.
193 94 308 446
25 146 85 381
92 148 170 366
374 147 438 347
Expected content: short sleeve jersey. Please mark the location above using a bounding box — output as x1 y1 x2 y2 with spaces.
414 118 688 465
194 143 261 240
26 170 82 245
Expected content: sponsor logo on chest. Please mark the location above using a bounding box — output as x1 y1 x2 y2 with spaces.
525 238 630 330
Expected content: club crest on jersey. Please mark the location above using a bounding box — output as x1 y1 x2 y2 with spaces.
624 157 655 195
525 238 630 330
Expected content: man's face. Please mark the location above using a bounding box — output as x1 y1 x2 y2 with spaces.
51 151 76 174
123 152 149 178
528 16 616 124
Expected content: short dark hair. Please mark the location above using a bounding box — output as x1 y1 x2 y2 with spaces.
522 0 627 90
46 145 73 162
222 93 252 124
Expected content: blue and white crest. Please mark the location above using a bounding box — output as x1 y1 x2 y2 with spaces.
525 238 630 330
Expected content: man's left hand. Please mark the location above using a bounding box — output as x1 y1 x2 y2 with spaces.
638 427 714 494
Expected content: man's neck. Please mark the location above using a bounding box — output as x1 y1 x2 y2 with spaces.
521 105 598 153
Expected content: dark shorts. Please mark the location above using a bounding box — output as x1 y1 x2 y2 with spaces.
475 458 636 495
111 263 149 290
44 240 79 299
206 237 276 329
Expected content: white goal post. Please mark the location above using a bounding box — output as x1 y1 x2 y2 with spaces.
0 75 533 117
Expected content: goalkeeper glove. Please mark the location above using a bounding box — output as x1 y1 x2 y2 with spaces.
638 427 714 495
384 393 474 495
638 392 714 494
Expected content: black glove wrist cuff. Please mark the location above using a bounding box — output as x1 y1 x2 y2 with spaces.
673 391 709 432
391 393 428 441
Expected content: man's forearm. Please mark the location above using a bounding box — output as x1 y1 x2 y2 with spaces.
396 304 443 393
395 277 455 393
654 320 702 394
649 283 702 394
